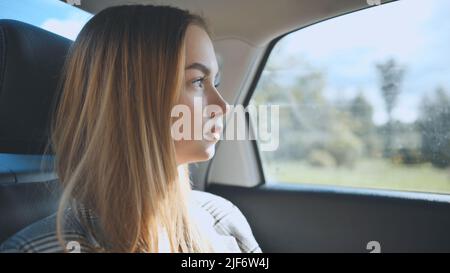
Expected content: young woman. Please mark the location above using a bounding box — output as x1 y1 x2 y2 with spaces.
0 5 261 253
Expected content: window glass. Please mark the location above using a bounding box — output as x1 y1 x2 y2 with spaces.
250 0 450 194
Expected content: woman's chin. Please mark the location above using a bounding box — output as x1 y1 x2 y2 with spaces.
194 141 217 162
177 140 218 164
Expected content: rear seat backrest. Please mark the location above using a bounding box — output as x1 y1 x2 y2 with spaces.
0 20 72 242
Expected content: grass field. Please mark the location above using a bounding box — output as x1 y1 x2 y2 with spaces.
264 159 450 194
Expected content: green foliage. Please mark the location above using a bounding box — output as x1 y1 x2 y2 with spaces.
391 148 424 165
252 55 450 176
419 87 450 168
376 59 405 119
325 122 363 167
376 59 406 157
307 149 337 168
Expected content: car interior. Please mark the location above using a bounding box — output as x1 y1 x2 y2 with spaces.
1 0 449 253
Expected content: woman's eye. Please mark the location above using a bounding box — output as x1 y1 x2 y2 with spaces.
192 78 205 89
191 77 220 89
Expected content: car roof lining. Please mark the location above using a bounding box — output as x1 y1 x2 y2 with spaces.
71 0 396 47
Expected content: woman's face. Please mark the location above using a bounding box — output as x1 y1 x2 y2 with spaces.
173 24 228 165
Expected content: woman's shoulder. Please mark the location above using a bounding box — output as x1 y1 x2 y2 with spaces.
191 190 262 253
0 210 97 253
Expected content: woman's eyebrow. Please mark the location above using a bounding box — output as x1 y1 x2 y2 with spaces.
185 62 219 77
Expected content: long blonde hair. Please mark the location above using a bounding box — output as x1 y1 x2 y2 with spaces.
50 5 211 252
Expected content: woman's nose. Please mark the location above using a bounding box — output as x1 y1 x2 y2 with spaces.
209 88 229 118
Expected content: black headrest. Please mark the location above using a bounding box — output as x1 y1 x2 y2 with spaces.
0 20 72 154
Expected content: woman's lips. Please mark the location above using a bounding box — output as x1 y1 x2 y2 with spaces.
204 120 223 141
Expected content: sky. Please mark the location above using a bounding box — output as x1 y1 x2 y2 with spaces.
266 0 450 125
1 0 449 125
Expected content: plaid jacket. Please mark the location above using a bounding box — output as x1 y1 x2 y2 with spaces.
0 191 262 253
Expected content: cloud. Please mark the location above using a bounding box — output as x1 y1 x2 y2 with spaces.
40 14 91 40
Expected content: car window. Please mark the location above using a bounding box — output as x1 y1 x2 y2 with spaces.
0 0 92 40
250 0 450 194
